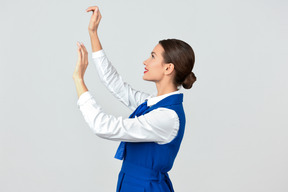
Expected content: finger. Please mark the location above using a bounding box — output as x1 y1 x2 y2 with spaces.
97 11 102 23
80 42 88 65
86 6 97 11
77 42 82 53
81 43 88 64
87 6 100 20
92 9 99 20
79 43 86 63
86 6 98 13
93 7 99 15
81 42 88 52
77 45 82 64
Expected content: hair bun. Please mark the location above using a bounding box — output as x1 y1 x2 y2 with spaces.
182 72 197 89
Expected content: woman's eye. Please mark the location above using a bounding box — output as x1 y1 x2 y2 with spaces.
151 54 155 58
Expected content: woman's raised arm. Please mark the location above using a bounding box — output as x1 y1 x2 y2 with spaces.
86 6 102 52
86 6 151 111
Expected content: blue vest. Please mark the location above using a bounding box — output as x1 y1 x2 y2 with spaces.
116 93 186 192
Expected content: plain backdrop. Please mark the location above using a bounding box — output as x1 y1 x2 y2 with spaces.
0 0 287 191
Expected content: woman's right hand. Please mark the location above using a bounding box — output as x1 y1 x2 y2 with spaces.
86 6 102 33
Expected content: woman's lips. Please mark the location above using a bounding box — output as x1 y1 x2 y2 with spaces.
144 68 148 73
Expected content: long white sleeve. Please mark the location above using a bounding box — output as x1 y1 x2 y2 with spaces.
92 50 151 111
77 91 179 144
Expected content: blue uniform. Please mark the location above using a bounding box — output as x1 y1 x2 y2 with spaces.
115 93 186 192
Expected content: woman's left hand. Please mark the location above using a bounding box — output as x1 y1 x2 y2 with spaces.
73 42 89 80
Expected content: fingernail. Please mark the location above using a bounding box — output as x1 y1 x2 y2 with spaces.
77 41 80 46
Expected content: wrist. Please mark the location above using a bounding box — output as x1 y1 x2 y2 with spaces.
88 30 98 36
73 78 88 98
73 76 85 82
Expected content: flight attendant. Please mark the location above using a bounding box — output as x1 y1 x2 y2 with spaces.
73 6 197 192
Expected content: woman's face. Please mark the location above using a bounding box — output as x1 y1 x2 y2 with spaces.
143 44 167 82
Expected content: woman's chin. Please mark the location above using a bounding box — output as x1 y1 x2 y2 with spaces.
143 75 151 81
143 77 155 83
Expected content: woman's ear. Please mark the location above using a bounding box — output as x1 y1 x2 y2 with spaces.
164 63 175 75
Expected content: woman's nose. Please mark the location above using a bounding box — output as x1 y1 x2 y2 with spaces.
143 57 150 65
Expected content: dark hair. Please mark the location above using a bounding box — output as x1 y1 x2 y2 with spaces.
159 39 196 89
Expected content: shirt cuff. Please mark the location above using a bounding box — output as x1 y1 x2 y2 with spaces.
77 91 93 108
92 49 106 58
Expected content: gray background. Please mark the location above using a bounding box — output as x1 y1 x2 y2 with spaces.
1 0 287 191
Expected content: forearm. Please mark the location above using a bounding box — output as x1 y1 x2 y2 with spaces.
77 94 178 144
89 31 102 52
92 53 151 110
73 78 88 98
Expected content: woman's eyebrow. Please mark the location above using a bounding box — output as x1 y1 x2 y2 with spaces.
151 52 157 56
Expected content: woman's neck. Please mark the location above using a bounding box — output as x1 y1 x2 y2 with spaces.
155 81 178 96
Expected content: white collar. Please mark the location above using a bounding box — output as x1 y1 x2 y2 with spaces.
147 90 180 107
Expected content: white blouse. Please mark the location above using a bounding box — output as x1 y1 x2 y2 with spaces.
77 49 180 144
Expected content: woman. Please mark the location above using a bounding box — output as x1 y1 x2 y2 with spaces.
73 6 196 192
